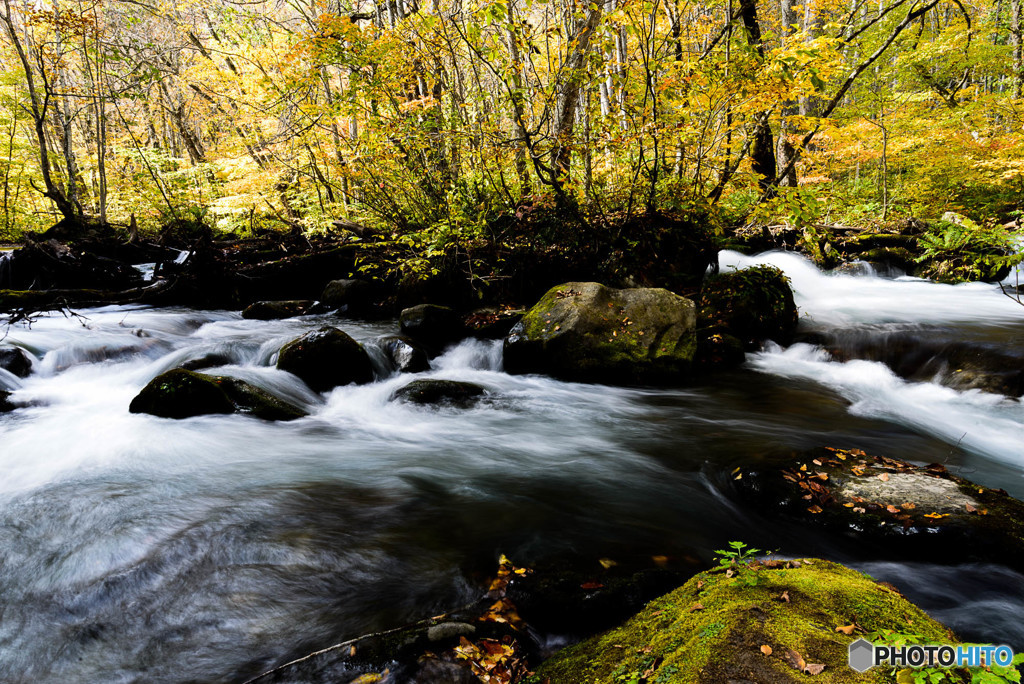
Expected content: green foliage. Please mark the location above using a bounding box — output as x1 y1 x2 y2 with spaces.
915 215 1022 283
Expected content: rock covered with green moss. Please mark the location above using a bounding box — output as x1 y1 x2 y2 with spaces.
503 282 696 384
532 559 955 684
129 368 306 421
698 265 798 352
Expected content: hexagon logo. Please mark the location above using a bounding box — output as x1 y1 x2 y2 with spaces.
848 638 875 672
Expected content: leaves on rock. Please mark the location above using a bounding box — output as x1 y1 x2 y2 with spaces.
760 644 773 656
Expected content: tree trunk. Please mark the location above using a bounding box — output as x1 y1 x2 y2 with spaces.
1013 0 1022 99
776 0 799 187
740 0 777 189
551 5 603 181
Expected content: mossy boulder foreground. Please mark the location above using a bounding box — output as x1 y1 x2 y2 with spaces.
503 282 696 384
129 368 306 421
734 448 1024 571
276 326 374 391
532 559 955 684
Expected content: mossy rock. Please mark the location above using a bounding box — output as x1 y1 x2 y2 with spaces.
504 282 696 385
276 326 374 392
532 559 956 683
129 369 306 421
390 379 486 408
698 266 798 351
734 448 1024 571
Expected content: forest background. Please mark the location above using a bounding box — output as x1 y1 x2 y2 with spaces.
1 0 1022 280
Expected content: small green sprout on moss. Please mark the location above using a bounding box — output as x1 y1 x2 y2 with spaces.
713 541 771 586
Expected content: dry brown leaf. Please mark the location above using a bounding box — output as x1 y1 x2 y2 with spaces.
760 645 773 656
853 507 866 513
689 602 705 612
779 590 791 602
807 505 823 514
598 558 618 569
836 624 856 635
580 581 604 590
886 505 901 514
878 473 890 482
784 649 807 671
805 663 826 675
965 503 977 513
799 464 808 471
902 502 916 510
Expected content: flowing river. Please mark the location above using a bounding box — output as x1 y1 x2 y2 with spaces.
1 250 1023 682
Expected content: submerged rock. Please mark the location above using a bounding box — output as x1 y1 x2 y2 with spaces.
532 558 956 683
733 448 1024 571
391 379 486 408
0 346 34 378
698 265 798 351
276 327 374 392
0 390 16 413
376 335 430 374
241 300 314 320
399 304 466 354
129 369 306 421
503 282 696 384
178 353 233 372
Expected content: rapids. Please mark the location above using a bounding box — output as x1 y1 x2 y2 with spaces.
1 250 1022 682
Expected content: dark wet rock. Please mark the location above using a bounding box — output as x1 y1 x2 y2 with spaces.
320 278 382 316
694 330 746 371
503 282 696 385
178 353 234 372
217 377 307 421
533 558 955 684
276 327 374 392
0 346 34 378
241 300 314 320
464 308 525 339
391 379 485 408
698 265 798 352
0 390 16 413
129 369 234 418
399 304 466 354
129 369 306 421
733 448 1024 571
376 335 430 374
506 555 692 637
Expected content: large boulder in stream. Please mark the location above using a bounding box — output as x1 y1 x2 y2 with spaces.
503 282 696 384
391 379 486 408
0 346 34 378
276 326 374 392
698 265 798 352
320 278 382 316
399 304 467 355
532 558 957 684
129 369 306 421
734 448 1024 571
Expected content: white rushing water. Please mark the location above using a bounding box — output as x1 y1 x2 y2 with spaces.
719 250 1024 463
1 251 1023 681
